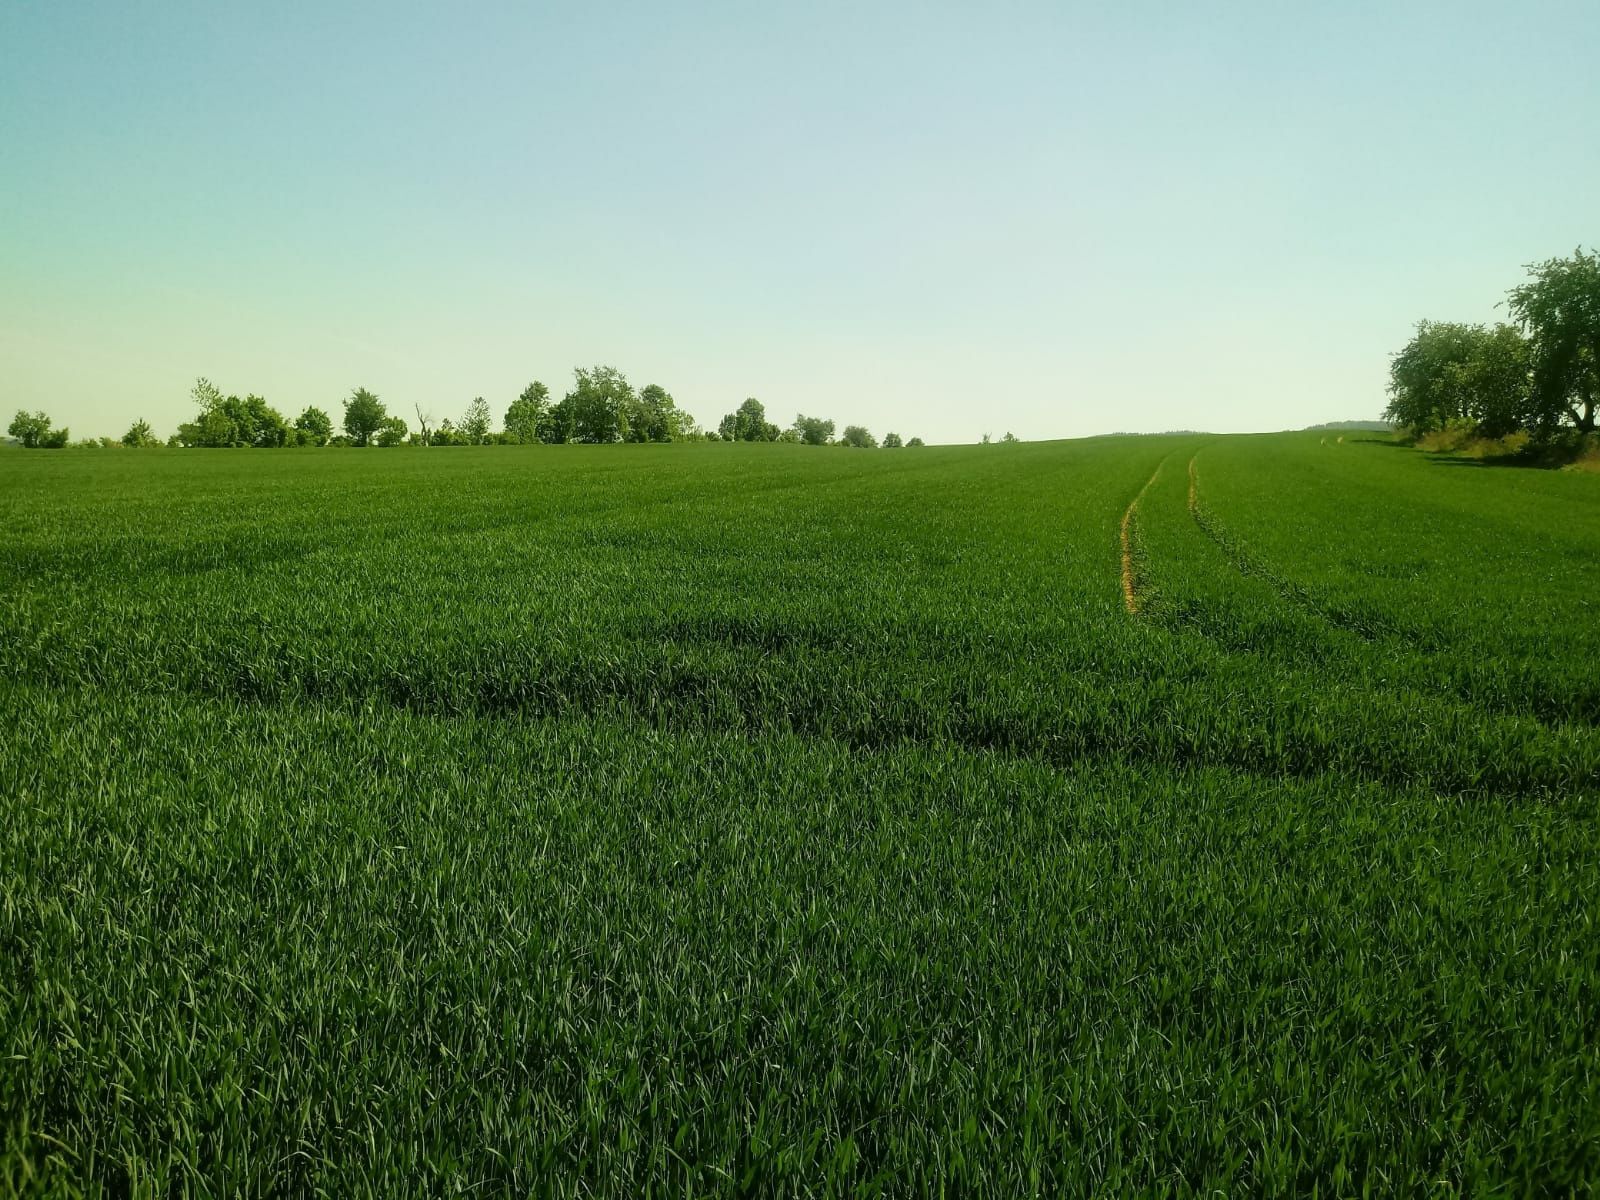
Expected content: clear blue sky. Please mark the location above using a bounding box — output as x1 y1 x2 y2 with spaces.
3 0 1597 444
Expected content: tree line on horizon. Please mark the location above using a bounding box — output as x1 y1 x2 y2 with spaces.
8 365 925 451
1385 247 1599 442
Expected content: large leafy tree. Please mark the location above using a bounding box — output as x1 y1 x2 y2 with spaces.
537 395 575 444
294 407 333 446
1384 322 1489 433
721 397 774 442
9 410 67 448
1457 324 1533 438
343 388 386 447
626 383 683 442
8 410 48 446
839 424 877 448
792 414 834 445
1507 247 1600 434
504 381 549 443
1384 322 1533 437
564 366 633 443
236 396 289 447
737 397 769 441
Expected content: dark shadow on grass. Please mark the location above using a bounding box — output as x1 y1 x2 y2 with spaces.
1397 432 1599 471
1423 449 1589 471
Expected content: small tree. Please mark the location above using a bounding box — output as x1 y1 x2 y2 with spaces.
174 378 244 447
121 419 159 447
882 431 903 448
906 436 925 447
376 415 409 447
343 388 386 446
192 377 223 413
1001 431 1019 443
504 381 549 443
414 404 435 445
840 425 877 448
461 397 492 444
295 406 334 446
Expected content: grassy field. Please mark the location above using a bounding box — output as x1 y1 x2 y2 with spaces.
3 434 1598 1195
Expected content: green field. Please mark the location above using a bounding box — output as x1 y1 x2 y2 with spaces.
3 435 1598 1195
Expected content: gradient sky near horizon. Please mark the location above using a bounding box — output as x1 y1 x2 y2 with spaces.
3 1 1597 445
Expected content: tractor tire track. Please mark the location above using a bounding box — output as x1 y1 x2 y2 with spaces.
1186 453 1388 641
1181 453 1598 731
1120 456 1172 614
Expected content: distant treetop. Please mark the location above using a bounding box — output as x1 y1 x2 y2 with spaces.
19 366 922 450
